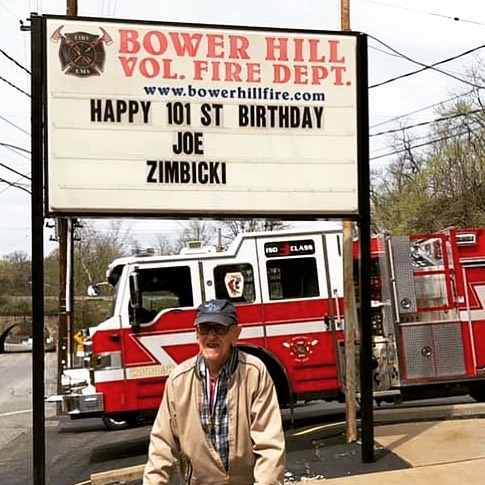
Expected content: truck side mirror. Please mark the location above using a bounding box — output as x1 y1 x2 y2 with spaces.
87 284 99 297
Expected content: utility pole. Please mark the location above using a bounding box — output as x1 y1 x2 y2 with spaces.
67 0 77 15
343 220 357 443
56 0 78 402
340 0 357 445
340 0 375 462
56 218 68 397
341 0 350 30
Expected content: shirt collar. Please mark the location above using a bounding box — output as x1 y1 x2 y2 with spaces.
196 345 239 379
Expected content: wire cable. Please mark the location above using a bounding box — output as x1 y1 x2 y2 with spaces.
0 142 30 154
0 113 30 135
370 90 475 128
0 161 31 180
370 129 472 161
0 177 31 194
0 74 30 97
369 35 485 90
359 0 485 26
370 108 485 137
0 47 30 74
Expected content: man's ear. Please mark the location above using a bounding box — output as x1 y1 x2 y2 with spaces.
234 325 242 338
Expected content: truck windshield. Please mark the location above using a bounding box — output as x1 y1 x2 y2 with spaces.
130 265 194 323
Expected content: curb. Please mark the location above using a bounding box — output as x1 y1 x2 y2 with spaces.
89 464 144 485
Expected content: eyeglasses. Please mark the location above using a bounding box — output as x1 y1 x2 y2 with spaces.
196 323 234 335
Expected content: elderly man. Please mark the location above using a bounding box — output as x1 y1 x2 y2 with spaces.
143 298 286 484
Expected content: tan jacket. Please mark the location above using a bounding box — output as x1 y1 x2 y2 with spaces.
143 350 286 484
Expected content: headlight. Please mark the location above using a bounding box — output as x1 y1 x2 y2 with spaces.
91 351 122 370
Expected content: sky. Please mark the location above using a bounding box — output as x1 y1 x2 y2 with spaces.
1 0 485 257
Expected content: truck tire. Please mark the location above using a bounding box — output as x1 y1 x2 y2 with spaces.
101 415 131 430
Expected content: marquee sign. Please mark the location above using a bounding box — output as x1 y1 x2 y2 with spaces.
44 16 367 216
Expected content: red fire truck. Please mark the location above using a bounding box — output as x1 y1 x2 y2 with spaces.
52 226 485 429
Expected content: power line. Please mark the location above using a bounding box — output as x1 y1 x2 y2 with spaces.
0 74 30 97
359 0 485 26
0 177 31 194
0 47 30 74
0 161 31 180
0 142 30 154
370 90 475 129
370 129 472 162
0 1 20 20
370 108 485 137
369 35 485 90
0 113 30 135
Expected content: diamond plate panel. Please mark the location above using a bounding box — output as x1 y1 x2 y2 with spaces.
401 323 466 380
377 237 395 337
391 236 417 314
433 323 466 376
401 325 434 379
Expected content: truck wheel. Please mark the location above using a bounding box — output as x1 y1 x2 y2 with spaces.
101 415 130 430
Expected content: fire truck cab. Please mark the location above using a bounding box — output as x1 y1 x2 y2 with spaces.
59 228 346 428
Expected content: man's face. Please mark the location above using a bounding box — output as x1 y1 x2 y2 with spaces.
196 322 241 370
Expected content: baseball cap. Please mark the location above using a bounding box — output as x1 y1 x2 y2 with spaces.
194 299 239 327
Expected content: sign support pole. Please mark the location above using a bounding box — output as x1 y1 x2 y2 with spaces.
31 14 46 485
356 33 374 463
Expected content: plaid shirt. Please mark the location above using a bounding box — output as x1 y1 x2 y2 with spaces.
198 346 238 471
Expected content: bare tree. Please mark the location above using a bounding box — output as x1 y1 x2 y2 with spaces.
215 219 287 248
371 70 485 234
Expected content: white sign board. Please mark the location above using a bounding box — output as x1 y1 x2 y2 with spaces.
45 17 362 216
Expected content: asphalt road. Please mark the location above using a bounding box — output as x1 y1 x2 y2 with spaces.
0 351 479 485
0 352 378 484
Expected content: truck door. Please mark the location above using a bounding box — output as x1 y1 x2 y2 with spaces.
99 260 203 415
255 232 344 397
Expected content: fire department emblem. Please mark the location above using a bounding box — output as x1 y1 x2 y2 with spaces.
51 25 113 77
283 336 318 362
224 272 245 298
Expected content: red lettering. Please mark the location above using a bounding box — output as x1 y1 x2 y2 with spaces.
228 35 250 59
293 65 308 85
246 63 261 82
139 58 160 78
273 63 345 85
120 29 252 61
329 40 345 63
308 39 326 62
119 29 140 54
143 31 168 55
193 60 208 80
332 65 346 85
119 57 178 79
265 37 289 61
311 65 329 84
225 62 242 82
273 64 290 83
119 56 137 76
169 32 203 57
193 60 261 82
293 38 305 62
206 34 225 58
